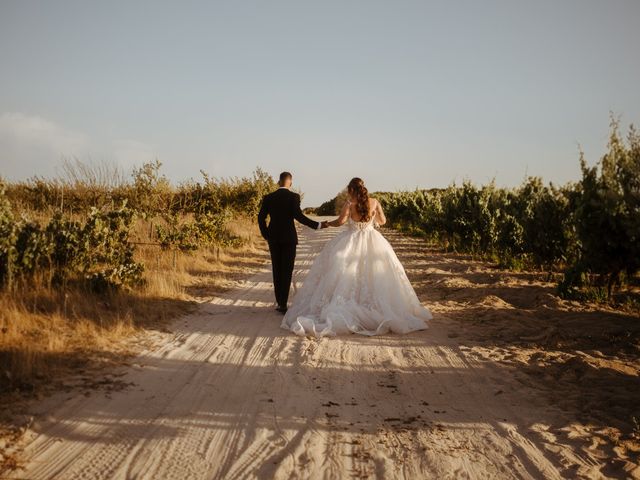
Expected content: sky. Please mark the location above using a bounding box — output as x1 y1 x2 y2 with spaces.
1 1 639 206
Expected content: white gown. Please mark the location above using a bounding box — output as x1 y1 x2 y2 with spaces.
281 211 432 337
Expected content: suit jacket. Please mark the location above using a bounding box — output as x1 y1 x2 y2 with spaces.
258 188 320 244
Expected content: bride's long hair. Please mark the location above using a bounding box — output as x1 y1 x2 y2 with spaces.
347 177 370 222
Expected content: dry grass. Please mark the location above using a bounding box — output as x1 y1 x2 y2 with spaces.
0 215 269 465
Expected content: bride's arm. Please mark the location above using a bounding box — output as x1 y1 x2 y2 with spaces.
327 201 350 227
375 200 386 226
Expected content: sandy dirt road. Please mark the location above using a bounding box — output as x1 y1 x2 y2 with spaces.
6 221 621 479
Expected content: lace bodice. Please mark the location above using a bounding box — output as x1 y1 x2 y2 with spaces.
346 200 377 231
348 212 376 231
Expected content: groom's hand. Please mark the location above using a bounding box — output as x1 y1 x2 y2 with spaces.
320 221 329 229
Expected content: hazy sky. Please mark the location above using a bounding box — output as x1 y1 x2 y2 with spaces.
1 1 639 206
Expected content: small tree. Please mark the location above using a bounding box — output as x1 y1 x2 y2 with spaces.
560 117 640 299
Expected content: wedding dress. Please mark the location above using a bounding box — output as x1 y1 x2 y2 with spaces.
281 209 432 337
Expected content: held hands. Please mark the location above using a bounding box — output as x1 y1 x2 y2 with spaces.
320 220 330 229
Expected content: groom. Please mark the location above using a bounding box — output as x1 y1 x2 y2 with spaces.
258 172 328 313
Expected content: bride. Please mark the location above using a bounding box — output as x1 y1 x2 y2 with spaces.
281 177 432 337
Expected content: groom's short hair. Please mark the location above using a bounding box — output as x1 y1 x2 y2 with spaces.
279 171 292 183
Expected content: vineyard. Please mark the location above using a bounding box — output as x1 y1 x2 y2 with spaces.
320 119 640 304
1 117 638 425
0 162 276 394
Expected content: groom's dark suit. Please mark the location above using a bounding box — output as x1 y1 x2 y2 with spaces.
258 187 320 309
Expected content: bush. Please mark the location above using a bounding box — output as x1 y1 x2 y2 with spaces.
0 184 143 290
1 163 278 293
559 118 640 298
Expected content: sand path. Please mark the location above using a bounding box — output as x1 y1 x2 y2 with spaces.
7 222 599 479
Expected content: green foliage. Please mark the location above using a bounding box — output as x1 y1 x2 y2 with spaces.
559 117 640 298
194 210 242 248
369 118 638 299
155 209 241 252
315 188 349 216
315 196 337 216
0 183 143 291
0 182 18 286
72 205 144 289
373 179 572 268
170 167 277 217
1 164 277 293
130 159 172 217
